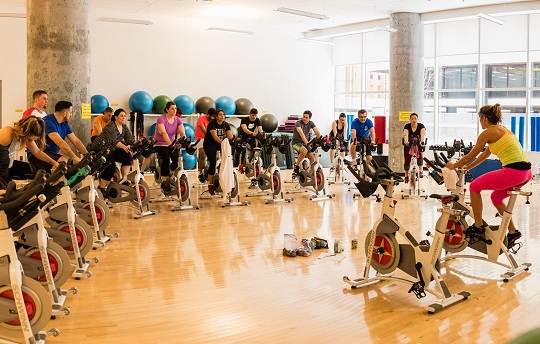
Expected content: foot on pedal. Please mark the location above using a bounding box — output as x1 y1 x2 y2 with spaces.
198 174 206 183
161 181 172 193
464 224 485 235
404 176 409 184
507 230 522 248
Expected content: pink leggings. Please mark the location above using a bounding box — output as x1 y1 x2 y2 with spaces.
469 167 532 206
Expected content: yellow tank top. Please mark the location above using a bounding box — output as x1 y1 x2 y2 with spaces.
488 131 527 166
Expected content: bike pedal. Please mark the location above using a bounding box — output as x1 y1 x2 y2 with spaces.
508 242 523 254
408 282 426 299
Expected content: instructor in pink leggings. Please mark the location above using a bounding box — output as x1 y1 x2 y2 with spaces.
446 103 532 247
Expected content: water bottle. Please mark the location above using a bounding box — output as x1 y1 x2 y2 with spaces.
427 165 444 185
67 166 91 186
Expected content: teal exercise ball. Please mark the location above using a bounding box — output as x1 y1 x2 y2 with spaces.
195 96 215 114
174 95 195 115
129 91 153 113
148 123 157 137
184 123 195 141
215 96 236 116
91 94 109 114
234 98 254 116
153 95 172 114
182 150 197 170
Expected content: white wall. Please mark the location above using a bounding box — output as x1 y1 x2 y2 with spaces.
0 15 334 135
0 17 27 121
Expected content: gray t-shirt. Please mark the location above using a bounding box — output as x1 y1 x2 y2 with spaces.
292 120 316 145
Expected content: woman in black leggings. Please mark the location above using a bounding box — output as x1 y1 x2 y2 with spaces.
203 109 233 195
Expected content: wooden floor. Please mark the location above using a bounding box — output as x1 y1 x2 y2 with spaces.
11 170 540 343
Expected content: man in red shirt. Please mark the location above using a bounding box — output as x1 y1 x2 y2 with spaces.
23 90 48 118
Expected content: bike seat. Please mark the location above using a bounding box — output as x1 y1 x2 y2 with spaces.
429 194 459 204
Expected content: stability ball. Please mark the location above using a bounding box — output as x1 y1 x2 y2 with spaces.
174 95 195 115
229 123 238 138
147 123 157 137
129 91 153 114
195 96 216 114
234 98 254 116
215 96 236 116
91 95 109 114
182 150 197 170
260 113 278 132
184 123 195 141
153 95 172 114
508 328 540 344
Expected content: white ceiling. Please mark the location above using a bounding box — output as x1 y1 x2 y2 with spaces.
0 0 536 34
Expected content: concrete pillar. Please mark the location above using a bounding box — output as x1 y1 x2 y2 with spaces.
27 0 91 144
389 12 424 172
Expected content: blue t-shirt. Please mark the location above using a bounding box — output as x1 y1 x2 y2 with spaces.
43 113 73 153
351 118 374 139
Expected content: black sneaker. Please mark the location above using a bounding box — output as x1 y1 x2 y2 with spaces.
198 173 206 183
464 224 485 235
404 176 409 184
161 181 171 192
507 231 522 247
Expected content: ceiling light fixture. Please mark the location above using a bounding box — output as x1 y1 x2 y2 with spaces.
0 13 26 18
298 38 334 46
96 17 154 25
477 13 506 25
208 27 254 35
275 7 329 20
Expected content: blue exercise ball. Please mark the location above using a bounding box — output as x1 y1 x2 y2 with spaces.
234 98 254 116
215 96 236 116
129 91 153 113
260 113 278 132
182 150 197 170
174 95 195 115
147 123 157 137
195 96 215 114
91 95 109 114
184 123 195 141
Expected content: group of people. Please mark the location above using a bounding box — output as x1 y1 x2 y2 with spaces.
0 91 532 247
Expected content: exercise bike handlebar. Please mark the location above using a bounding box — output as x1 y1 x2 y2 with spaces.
45 162 67 186
0 171 46 211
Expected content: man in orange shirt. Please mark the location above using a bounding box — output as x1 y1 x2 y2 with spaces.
91 107 113 142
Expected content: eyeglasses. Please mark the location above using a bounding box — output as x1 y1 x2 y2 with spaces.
359 116 367 119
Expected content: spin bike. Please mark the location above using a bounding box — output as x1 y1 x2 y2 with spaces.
327 134 350 185
343 164 470 314
44 155 101 280
0 172 59 343
168 137 200 211
401 137 428 199
287 136 334 201
106 137 155 219
237 133 265 188
347 137 378 199
254 135 293 204
10 166 75 319
200 138 249 207
73 137 118 248
426 146 532 281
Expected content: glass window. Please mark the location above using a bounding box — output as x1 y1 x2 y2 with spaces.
437 91 479 144
439 65 477 89
335 65 361 93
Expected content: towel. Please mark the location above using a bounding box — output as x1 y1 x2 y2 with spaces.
442 167 458 191
219 138 234 195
